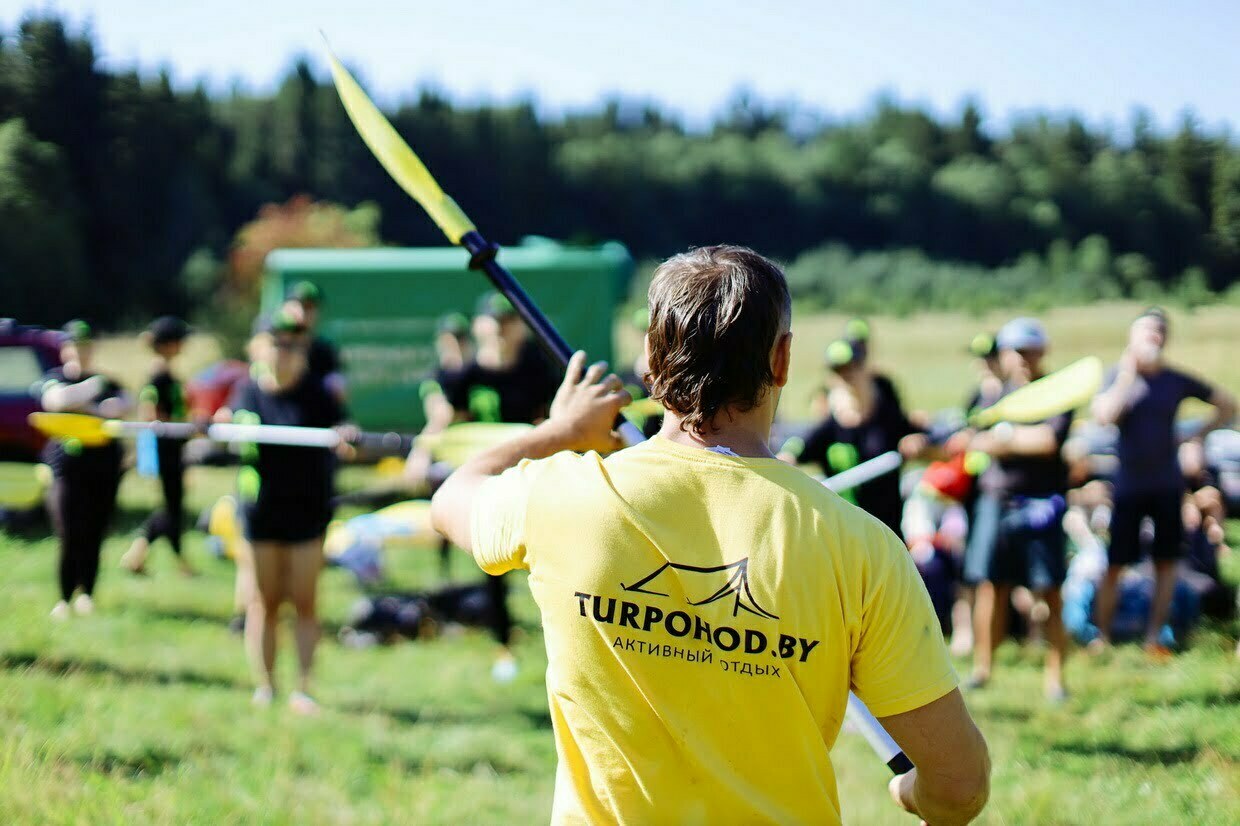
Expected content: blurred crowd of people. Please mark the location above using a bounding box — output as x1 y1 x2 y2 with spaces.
28 287 1239 710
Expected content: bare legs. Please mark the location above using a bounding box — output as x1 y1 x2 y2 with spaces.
245 538 324 704
971 581 1066 700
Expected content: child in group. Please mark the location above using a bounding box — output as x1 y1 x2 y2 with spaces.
121 316 195 576
40 320 131 619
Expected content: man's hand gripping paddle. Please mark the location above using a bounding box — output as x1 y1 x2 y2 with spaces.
323 38 912 776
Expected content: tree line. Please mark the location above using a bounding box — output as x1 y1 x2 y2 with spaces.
1 14 1238 329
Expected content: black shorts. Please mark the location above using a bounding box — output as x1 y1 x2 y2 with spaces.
242 502 331 544
989 507 1067 591
1108 490 1183 566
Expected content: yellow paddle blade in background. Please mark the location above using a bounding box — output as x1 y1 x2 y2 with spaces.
419 422 532 467
971 356 1104 427
323 44 477 244
28 412 115 446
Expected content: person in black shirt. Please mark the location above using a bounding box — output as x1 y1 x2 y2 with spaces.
437 292 559 680
1090 308 1235 656
285 281 346 401
778 338 928 539
963 318 1071 702
218 310 350 712
404 313 475 495
122 316 194 576
40 320 131 620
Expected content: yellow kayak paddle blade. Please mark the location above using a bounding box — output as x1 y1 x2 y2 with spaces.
971 356 1104 427
323 40 476 244
28 412 117 447
418 422 532 467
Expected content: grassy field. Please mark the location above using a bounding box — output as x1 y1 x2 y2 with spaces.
1 303 1236 824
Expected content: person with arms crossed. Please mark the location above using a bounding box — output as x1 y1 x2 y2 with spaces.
1090 308 1235 656
432 246 990 824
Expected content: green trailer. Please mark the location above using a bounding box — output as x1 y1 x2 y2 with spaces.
262 237 634 431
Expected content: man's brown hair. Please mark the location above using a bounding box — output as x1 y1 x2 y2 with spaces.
645 245 791 435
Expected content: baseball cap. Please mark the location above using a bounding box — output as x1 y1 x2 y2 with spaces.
476 292 517 319
996 317 1048 352
844 318 870 342
825 339 857 369
436 312 470 337
969 332 998 359
148 315 192 345
287 281 323 304
62 320 92 343
253 309 307 337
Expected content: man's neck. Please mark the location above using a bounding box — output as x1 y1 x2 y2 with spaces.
657 408 776 459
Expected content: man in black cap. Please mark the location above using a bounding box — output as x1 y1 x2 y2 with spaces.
40 320 131 619
437 292 558 680
122 316 195 576
285 281 346 401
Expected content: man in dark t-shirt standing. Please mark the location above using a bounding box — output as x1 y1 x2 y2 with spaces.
1091 308 1235 656
440 292 558 680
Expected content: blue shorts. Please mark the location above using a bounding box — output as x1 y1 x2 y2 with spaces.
973 496 1067 591
963 493 1002 585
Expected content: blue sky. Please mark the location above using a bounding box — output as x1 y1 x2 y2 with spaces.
3 1 1236 133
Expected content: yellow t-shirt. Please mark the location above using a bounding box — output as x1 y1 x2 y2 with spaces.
472 436 957 825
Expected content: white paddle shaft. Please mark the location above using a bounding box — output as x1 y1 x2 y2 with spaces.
821 450 903 493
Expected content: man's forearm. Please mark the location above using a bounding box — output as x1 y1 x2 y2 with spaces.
1093 369 1137 425
430 421 581 551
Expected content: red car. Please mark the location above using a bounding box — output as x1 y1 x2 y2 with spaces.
0 320 64 461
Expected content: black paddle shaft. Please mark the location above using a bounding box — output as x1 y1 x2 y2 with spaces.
461 231 636 437
462 231 576 368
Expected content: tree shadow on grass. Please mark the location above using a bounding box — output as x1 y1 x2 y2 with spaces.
0 650 244 690
1048 741 1202 766
65 747 182 780
1128 685 1240 710
335 701 553 732
130 604 235 628
363 747 525 776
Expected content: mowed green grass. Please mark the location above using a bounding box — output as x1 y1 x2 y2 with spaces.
0 302 1235 824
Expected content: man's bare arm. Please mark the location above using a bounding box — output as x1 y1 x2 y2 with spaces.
881 689 991 826
430 352 629 553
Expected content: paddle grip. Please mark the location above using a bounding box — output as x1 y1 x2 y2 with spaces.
462 231 642 445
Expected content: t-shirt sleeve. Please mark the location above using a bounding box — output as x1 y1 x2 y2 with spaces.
445 366 474 414
851 524 959 718
470 459 537 575
1176 369 1214 403
796 419 835 467
228 380 257 415
1045 410 1073 446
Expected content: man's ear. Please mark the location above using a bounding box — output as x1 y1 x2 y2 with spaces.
772 331 793 388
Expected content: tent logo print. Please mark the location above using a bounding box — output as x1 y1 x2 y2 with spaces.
621 558 779 620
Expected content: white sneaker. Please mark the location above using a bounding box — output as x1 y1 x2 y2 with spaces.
491 653 519 683
288 691 319 716
72 594 94 616
50 601 71 622
252 686 274 707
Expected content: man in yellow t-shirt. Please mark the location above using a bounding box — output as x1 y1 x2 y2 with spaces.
433 246 990 824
